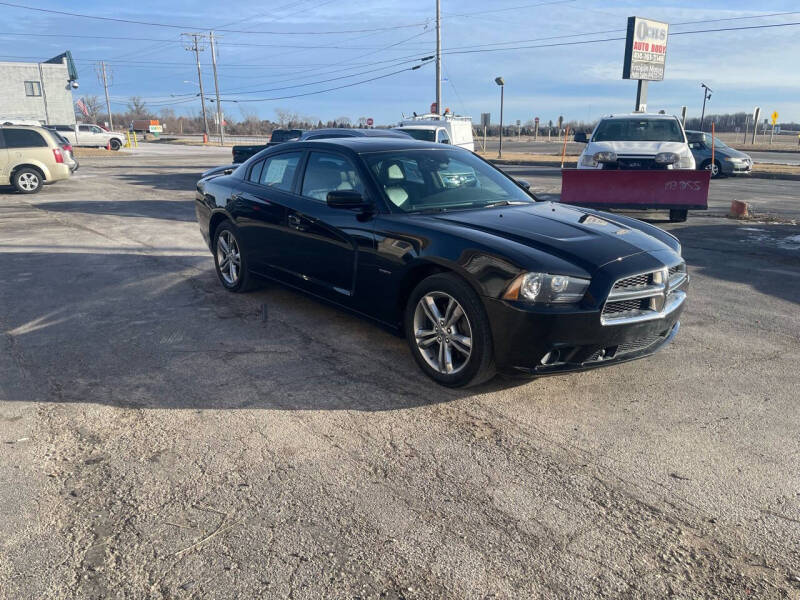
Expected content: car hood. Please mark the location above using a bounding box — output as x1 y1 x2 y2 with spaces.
718 146 750 159
585 140 689 155
430 202 678 273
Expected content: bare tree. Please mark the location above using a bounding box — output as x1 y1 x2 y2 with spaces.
127 96 150 119
274 108 300 128
334 116 351 127
75 95 104 123
357 116 368 128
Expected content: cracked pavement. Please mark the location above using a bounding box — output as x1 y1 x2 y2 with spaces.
1 144 799 599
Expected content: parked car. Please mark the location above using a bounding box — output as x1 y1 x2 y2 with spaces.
685 130 752 178
48 129 79 172
231 129 304 163
395 113 475 151
47 124 125 150
0 125 72 193
195 138 687 387
576 113 695 171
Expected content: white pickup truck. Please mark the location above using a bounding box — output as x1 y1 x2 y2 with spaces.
47 123 125 151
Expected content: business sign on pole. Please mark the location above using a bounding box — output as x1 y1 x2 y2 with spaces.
480 113 491 127
622 17 669 81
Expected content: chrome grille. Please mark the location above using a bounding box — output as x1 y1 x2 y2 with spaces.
602 264 687 325
602 299 648 314
613 273 650 290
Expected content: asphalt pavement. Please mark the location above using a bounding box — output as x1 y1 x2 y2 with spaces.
1 143 799 599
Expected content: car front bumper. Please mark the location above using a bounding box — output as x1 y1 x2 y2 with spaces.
484 291 685 375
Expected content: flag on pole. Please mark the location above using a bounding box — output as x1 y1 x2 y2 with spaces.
76 98 89 117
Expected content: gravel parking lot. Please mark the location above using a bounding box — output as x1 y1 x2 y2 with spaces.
1 144 799 599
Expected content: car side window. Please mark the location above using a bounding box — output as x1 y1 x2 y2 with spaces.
248 159 265 183
91 126 102 134
254 152 302 192
437 130 450 144
79 125 91 132
3 128 47 148
301 152 364 202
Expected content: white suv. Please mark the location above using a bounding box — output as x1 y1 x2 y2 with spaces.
576 113 695 171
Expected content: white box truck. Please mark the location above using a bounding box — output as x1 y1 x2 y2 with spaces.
395 113 475 151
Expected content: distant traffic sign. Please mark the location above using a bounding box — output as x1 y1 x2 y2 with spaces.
534 116 540 123
366 118 374 126
771 111 779 125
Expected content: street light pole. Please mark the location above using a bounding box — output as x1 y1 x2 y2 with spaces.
435 0 441 115
699 82 712 132
495 77 504 159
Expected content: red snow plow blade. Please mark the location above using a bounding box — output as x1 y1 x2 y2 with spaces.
560 169 710 211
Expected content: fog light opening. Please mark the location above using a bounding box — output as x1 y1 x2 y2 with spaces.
540 350 561 365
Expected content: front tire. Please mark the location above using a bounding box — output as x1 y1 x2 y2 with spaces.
109 138 122 151
702 159 722 179
12 168 43 194
404 273 495 387
213 221 256 292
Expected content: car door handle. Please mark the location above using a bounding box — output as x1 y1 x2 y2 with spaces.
288 214 302 229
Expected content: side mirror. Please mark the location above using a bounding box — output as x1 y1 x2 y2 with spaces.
516 179 531 190
574 132 588 143
440 138 450 145
327 190 372 211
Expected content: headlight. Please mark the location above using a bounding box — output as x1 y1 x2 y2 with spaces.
593 151 617 164
580 154 598 167
503 272 591 304
654 152 678 165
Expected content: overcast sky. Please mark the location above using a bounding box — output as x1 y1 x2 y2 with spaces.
2 0 798 125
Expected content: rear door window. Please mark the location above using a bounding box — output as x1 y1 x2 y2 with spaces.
3 128 47 148
249 152 302 192
301 152 364 202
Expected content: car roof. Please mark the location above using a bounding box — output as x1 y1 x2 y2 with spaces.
600 113 679 120
282 137 450 153
0 124 50 131
300 128 410 139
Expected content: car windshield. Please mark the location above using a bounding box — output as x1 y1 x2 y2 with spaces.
364 148 533 213
703 133 728 147
397 128 436 142
593 118 684 142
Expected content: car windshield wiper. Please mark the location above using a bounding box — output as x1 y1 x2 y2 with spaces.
482 200 530 208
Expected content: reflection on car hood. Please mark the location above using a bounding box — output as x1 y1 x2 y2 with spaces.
585 141 689 155
430 202 678 273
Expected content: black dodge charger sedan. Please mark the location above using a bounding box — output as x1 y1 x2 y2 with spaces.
195 138 687 387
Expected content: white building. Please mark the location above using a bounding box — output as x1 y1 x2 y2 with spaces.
0 51 78 125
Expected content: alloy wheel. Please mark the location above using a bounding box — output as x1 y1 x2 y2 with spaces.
18 172 39 191
413 291 473 375
216 230 241 285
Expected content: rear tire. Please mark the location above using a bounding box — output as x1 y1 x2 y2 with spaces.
12 168 43 194
213 221 257 292
404 273 495 387
669 209 688 223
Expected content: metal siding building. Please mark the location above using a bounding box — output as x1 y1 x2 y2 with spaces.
0 53 77 125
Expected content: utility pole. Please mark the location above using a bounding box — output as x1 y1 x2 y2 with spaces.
183 33 209 139
209 31 224 146
435 0 441 115
97 61 113 130
699 82 712 132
